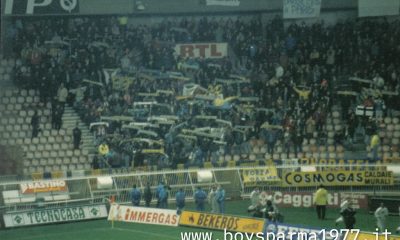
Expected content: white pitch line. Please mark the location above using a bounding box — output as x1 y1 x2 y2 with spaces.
113 227 178 240
3 227 108 240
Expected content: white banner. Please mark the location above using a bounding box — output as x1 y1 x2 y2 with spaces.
3 204 108 228
358 0 400 17
206 0 240 6
175 43 228 59
283 0 322 19
108 205 180 227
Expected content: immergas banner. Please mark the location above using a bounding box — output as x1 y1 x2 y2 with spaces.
264 191 368 209
175 43 228 59
3 204 107 228
283 0 321 19
108 205 180 227
3 0 79 15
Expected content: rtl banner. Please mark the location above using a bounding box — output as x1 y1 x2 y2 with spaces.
175 43 228 59
3 0 79 15
283 0 321 19
108 205 180 227
20 180 68 194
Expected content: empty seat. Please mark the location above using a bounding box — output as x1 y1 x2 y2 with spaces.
44 144 52 151
42 151 50 158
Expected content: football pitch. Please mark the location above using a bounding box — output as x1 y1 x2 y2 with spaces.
1 201 399 240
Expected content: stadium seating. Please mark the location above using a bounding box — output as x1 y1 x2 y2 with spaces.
0 87 96 175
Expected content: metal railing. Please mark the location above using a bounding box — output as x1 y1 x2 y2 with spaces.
0 164 399 214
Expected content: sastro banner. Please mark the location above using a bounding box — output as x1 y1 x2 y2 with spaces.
108 205 179 227
179 211 264 233
3 204 107 228
175 43 228 59
242 167 280 185
282 171 394 187
20 180 67 194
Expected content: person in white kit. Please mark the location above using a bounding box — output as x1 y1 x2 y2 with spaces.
336 198 349 226
249 188 260 209
374 203 389 232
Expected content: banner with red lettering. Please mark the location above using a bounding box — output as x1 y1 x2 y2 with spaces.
262 191 368 209
108 205 180 227
20 180 68 194
175 43 228 59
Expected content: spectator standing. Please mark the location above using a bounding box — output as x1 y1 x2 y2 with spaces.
208 185 218 213
143 183 152 207
57 83 68 113
73 122 82 149
156 182 164 208
370 133 380 161
175 188 186 213
194 187 207 211
374 203 389 232
314 184 328 220
216 185 226 214
30 110 40 139
130 185 141 206
158 185 169 209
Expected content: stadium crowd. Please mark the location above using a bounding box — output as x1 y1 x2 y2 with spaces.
6 15 400 169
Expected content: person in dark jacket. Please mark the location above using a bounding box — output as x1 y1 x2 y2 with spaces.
341 203 356 229
194 187 207 211
31 110 40 139
143 183 152 207
73 122 82 149
175 188 186 213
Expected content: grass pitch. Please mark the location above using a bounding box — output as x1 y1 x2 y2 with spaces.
1 200 399 240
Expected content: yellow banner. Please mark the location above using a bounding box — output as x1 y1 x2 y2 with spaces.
242 167 280 184
179 211 264 233
282 171 394 187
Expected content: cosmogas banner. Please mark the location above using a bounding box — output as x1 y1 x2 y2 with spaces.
3 204 107 227
282 171 394 187
3 0 79 15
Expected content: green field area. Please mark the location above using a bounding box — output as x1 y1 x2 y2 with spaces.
1 201 399 240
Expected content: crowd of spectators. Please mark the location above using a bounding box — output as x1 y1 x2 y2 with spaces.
6 14 400 169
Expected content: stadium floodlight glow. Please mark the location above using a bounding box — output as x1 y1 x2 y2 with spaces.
300 166 316 172
386 165 400 176
197 170 213 183
136 1 145 11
